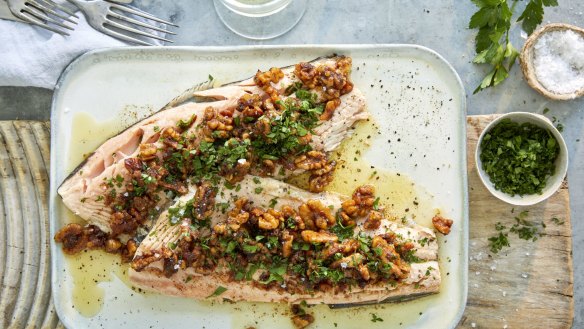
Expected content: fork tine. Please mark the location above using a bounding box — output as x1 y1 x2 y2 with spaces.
107 11 176 35
18 10 69 35
23 7 75 30
99 27 155 46
36 0 77 17
108 3 178 27
30 0 78 24
104 20 173 43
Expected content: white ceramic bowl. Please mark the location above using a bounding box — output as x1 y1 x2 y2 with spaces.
475 112 568 206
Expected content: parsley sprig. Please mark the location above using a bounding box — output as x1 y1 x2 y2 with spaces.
469 0 558 93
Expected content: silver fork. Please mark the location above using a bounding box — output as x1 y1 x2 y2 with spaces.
7 0 78 35
66 0 178 46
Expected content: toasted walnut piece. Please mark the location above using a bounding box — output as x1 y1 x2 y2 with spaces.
213 223 227 234
237 93 264 118
338 211 355 227
223 159 251 183
371 236 410 279
319 98 341 121
281 205 305 230
258 209 283 230
193 183 216 220
54 223 88 255
353 185 376 208
321 239 359 259
432 215 453 235
294 62 317 89
163 127 181 141
124 158 144 172
330 253 364 269
255 67 285 103
227 212 250 232
342 185 376 218
298 200 335 230
363 210 382 230
358 264 371 280
291 314 314 329
294 151 327 170
122 239 138 263
139 143 158 160
301 230 338 244
308 160 336 192
282 230 294 257
105 239 122 253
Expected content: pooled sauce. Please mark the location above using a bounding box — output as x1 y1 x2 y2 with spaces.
324 119 437 229
62 112 132 316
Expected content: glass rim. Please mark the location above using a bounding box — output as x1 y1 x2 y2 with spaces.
220 0 292 15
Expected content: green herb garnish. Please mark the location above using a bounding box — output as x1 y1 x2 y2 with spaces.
206 286 227 298
469 0 558 93
479 119 559 196
488 232 510 253
370 313 384 323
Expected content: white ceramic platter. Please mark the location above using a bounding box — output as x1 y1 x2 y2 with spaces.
50 45 468 329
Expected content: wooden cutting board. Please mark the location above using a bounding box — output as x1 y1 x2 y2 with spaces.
0 117 573 329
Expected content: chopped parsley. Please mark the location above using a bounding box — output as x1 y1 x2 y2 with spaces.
370 313 384 323
206 286 227 298
479 119 560 196
488 232 510 253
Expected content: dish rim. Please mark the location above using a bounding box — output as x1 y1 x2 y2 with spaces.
49 44 469 329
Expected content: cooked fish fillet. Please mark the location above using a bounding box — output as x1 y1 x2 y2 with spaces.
58 57 368 234
129 176 440 304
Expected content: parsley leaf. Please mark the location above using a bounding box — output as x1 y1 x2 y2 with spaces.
206 286 227 298
469 0 556 93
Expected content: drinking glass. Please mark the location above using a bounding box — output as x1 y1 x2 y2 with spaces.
213 0 307 40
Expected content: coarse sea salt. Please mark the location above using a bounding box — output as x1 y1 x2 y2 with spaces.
533 29 584 94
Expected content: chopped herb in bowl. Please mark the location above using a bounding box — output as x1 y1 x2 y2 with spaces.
479 118 560 196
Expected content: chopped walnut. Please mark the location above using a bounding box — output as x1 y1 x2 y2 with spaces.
139 143 158 160
308 160 336 192
193 183 216 220
54 223 88 255
255 67 285 103
319 98 341 121
282 230 294 257
291 304 315 329
105 239 122 253
294 151 327 170
301 230 338 244
371 236 409 279
298 200 335 230
293 57 354 102
321 239 359 259
237 93 264 119
163 127 181 141
341 185 376 218
202 106 233 142
432 215 453 235
330 253 364 269
358 264 371 280
258 209 283 230
281 205 305 230
363 210 382 230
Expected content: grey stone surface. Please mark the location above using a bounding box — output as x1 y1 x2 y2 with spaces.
0 0 582 327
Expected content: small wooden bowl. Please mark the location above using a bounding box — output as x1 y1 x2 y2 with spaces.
520 23 584 100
